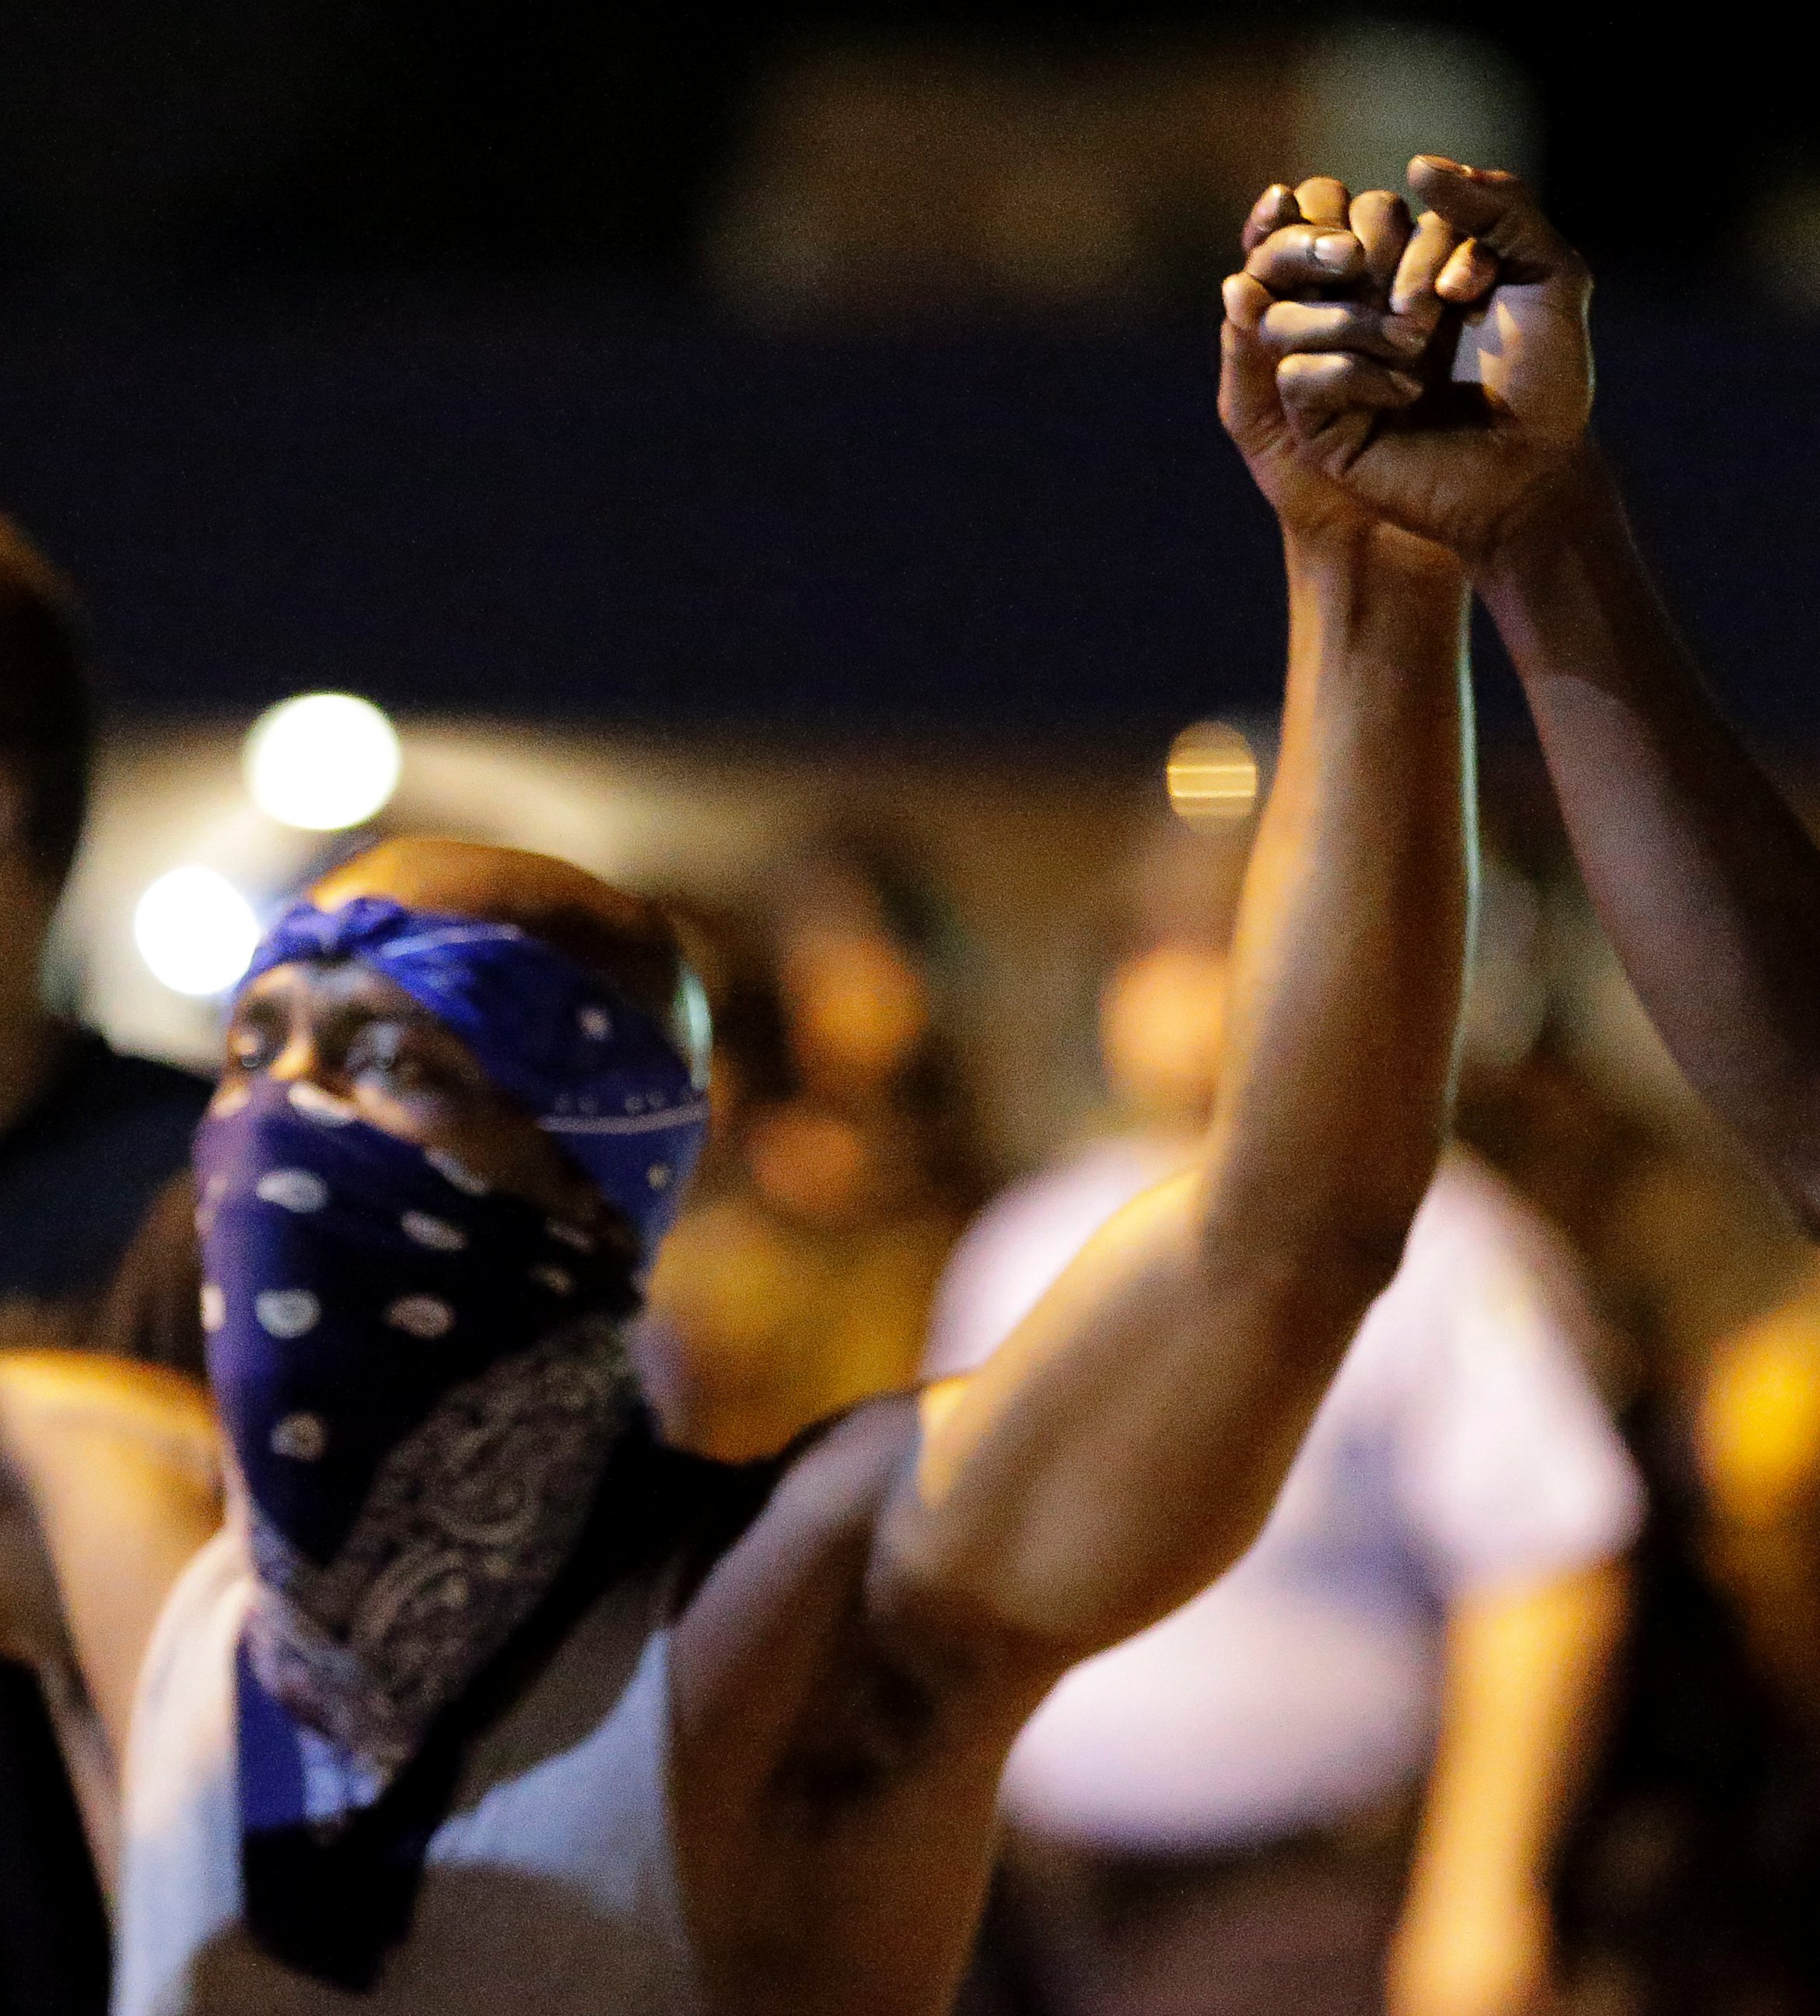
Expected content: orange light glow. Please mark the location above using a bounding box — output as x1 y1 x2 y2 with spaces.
1166 721 1258 829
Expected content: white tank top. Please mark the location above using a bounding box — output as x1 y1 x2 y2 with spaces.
114 1527 704 2016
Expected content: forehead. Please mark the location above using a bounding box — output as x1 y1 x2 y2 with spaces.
235 959 423 1019
233 951 709 1091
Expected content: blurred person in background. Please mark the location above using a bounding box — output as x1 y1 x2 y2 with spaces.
1453 1023 1820 2014
1701 1277 1820 1738
642 831 986 1458
1541 1274 1820 2015
0 520 210 1353
1442 830 1820 2014
929 814 1640 2016
0 520 211 2015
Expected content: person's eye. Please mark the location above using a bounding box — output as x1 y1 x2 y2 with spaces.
349 1022 459 1094
226 1018 282 1073
351 1024 416 1083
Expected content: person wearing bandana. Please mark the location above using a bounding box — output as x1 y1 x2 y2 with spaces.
0 317 1479 2015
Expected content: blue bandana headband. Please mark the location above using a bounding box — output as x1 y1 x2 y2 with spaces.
245 896 709 1258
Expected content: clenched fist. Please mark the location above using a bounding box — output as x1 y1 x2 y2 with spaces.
1220 158 1593 564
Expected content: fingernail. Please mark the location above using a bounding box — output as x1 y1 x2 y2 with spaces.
1221 275 1251 320
1384 318 1426 352
1314 233 1356 271
1389 371 1423 398
1416 154 1461 172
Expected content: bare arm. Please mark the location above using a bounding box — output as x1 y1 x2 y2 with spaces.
1481 457 1820 1230
1237 156 1820 1231
0 1353 222 1766
1389 1559 1630 2016
667 195 1475 2013
872 191 1476 1663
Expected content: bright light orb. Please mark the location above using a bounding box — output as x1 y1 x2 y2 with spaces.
134 866 261 997
245 691 401 831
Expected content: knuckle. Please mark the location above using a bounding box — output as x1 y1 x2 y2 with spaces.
1278 352 1341 394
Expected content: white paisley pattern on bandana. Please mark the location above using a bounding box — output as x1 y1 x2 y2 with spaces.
243 1314 636 1778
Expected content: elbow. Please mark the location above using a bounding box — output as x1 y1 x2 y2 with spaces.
865 1518 1087 1717
1321 1206 1419 1304
1174 1223 1409 1481
1198 1111 1441 1314
1204 1189 1417 1323
1193 1193 1419 1405
1300 1208 1414 1340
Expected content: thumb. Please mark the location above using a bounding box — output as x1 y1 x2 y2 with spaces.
1217 273 1284 441
1405 156 1577 280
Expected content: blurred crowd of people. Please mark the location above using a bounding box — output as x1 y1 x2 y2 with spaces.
600 758 1820 2015
628 787 1820 2016
624 793 1820 2016
3 502 1820 2016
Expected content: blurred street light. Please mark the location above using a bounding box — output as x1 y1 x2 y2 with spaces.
133 866 260 997
1166 721 1258 829
245 691 401 831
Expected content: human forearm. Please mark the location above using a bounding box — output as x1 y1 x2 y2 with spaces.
1482 450 1820 1227
1389 1559 1629 2016
1210 524 1473 1269
883 529 1473 1656
1132 525 1478 1582
0 1354 220 1762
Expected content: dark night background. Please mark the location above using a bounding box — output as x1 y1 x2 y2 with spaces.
0 5 1806 737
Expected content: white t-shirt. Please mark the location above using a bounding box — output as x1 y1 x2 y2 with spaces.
114 1527 702 2016
923 1141 1645 1854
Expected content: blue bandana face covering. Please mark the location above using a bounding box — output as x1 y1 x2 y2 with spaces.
199 896 711 1984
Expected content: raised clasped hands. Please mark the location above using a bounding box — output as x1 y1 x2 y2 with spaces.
1219 158 1594 566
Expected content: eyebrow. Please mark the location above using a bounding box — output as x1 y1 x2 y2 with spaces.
230 979 451 1048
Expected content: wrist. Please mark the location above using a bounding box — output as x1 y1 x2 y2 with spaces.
1476 443 1622 603
1286 522 1468 664
1286 519 1467 595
